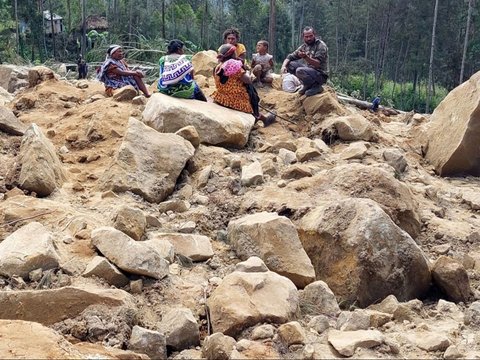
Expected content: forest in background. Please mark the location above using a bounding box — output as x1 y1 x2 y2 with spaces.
0 0 478 113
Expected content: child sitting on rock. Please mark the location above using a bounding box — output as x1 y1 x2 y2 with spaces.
251 40 274 88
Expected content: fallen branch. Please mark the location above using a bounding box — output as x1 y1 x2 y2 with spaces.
1 210 56 228
337 95 402 116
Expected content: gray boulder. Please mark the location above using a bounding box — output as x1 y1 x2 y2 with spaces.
99 118 195 203
207 270 299 336
113 206 147 241
18 124 67 196
228 212 315 288
128 325 167 359
0 222 60 279
0 65 29 93
160 308 200 351
82 256 129 288
91 227 169 280
143 94 255 148
425 70 480 176
298 198 431 307
0 106 27 135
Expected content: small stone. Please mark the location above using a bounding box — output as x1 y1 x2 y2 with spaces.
62 236 74 244
132 96 147 105
29 268 43 282
193 194 209 205
235 256 268 273
146 215 162 227
128 325 167 360
74 229 90 239
432 244 451 255
158 200 190 214
46 129 56 138
241 161 264 187
202 332 235 360
86 154 100 163
278 321 306 346
415 332 450 352
72 182 84 192
229 156 242 170
65 133 79 142
277 180 287 188
251 324 275 340
444 345 463 360
178 221 196 234
101 191 119 199
113 85 137 101
11 275 27 289
308 315 330 333
130 279 143 294
216 230 228 243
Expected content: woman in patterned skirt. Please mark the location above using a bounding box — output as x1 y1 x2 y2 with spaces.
157 39 207 101
212 44 276 126
97 45 151 98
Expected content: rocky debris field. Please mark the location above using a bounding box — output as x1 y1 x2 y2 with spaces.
0 56 480 359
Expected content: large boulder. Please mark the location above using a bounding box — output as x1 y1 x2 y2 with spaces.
0 286 135 325
17 123 67 196
303 91 344 116
0 320 84 359
432 256 471 303
82 256 129 288
0 65 29 93
320 114 375 142
425 71 480 176
91 227 169 280
0 222 60 279
298 198 431 307
228 212 315 288
128 325 167 359
99 117 195 203
319 163 421 238
28 66 57 87
142 94 255 148
299 281 340 316
241 163 421 239
191 50 218 78
0 106 26 135
159 308 200 351
149 233 213 262
207 269 299 336
113 206 146 241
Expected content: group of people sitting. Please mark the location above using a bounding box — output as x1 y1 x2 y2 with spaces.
97 26 329 126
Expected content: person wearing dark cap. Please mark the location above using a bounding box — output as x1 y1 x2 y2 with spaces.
97 45 151 97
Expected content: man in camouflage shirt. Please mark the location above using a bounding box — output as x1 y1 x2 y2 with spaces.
281 27 329 97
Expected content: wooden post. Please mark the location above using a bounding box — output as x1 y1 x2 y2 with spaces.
426 0 439 113
268 0 276 58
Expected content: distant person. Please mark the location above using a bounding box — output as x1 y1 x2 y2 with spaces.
371 96 381 112
97 45 151 98
158 39 207 101
251 40 274 87
281 26 329 97
221 28 247 63
77 55 88 79
212 44 276 127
